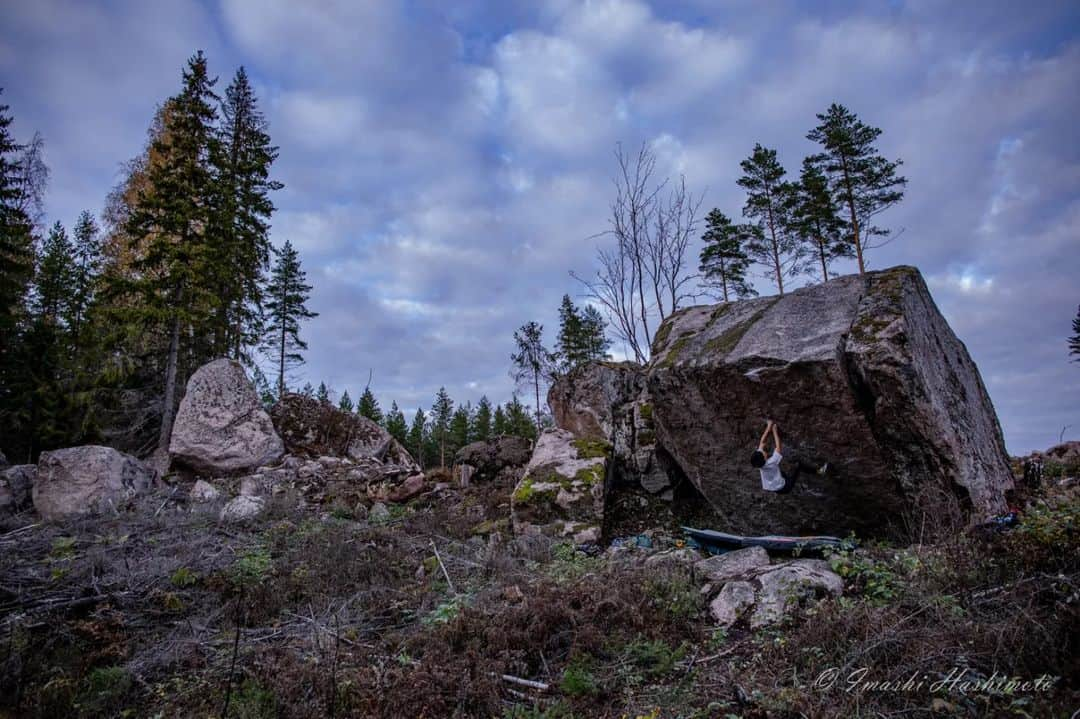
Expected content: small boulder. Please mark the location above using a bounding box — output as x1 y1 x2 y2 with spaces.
455 436 533 481
0 464 36 513
220 494 266 522
710 581 756 626
695 546 770 583
750 560 844 628
644 547 700 571
189 480 220 503
169 359 284 476
511 428 607 542
369 501 391 522
33 446 155 521
387 474 425 503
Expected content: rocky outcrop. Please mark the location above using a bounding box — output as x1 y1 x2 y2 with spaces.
707 558 844 628
645 266 1012 536
33 446 156 520
548 362 674 496
270 394 419 474
454 436 532 482
169 359 284 476
510 428 607 543
0 464 35 514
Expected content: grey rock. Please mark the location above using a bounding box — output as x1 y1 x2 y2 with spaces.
189 480 220 503
695 546 770 583
511 428 605 541
454 436 533 481
710 581 756 626
750 560 844 628
220 494 266 522
0 464 35 513
369 501 391 522
644 547 700 570
33 446 156 521
648 266 1013 536
169 359 284 476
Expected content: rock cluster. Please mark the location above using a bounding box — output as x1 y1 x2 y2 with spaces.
454 436 532 483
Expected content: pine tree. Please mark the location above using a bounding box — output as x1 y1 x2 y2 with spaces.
123 51 219 451
806 104 906 274
0 92 37 400
793 158 850 283
430 387 454 468
1070 305 1080 363
209 67 281 359
738 144 801 295
338 389 353 413
492 404 508 437
385 401 408 445
316 382 330 404
471 395 492 442
34 221 75 323
407 408 426 470
263 239 317 396
511 321 555 432
356 386 383 424
68 210 101 353
698 209 757 303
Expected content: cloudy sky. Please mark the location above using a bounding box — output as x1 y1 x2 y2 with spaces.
2 0 1078 453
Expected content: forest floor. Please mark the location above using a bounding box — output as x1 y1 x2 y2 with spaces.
0 468 1077 718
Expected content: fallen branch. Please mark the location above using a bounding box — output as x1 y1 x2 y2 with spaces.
494 673 550 692
430 540 456 595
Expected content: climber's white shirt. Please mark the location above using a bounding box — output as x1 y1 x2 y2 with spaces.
759 450 784 491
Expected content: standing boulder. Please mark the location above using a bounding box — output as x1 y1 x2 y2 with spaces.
454 436 532 481
0 464 36 514
169 359 284 476
510 428 607 544
647 266 1013 537
33 446 156 520
270 394 419 473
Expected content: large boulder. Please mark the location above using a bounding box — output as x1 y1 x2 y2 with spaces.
270 394 419 474
510 428 607 543
647 266 1012 537
33 446 156 520
548 362 674 496
169 359 284 475
454 436 532 481
0 464 35 514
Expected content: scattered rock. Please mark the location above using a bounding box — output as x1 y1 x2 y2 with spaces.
710 581 756 626
0 464 35 513
695 546 770 583
169 359 284 476
644 547 700 570
33 446 156 521
645 266 1012 536
220 494 266 522
454 436 533 481
369 502 391 522
189 480 220 503
749 560 844 628
387 474 425 503
511 428 606 542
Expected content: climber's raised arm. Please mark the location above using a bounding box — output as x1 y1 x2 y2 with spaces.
771 422 782 454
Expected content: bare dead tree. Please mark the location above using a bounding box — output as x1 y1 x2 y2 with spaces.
572 142 702 363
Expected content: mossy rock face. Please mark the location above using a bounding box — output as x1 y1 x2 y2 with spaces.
511 429 607 538
573 438 612 460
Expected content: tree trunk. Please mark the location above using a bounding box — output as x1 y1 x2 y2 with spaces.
158 311 182 452
839 155 864 274
533 369 542 434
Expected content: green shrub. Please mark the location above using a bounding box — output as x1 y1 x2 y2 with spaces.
170 566 199 587
560 658 598 696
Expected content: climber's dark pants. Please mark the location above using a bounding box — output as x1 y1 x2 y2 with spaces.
776 459 822 494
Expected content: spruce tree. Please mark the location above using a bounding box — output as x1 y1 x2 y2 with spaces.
407 408 426 470
580 305 610 364
737 144 801 295
316 382 330 404
698 209 756 303
300 382 314 398
385 401 408 445
209 67 281 359
123 51 219 451
263 239 317 396
471 395 492 442
68 210 101 353
793 159 850 282
250 365 275 409
806 103 906 274
449 404 471 455
338 390 353 413
356 387 383 424
505 395 538 442
430 387 454 468
511 321 554 432
556 296 610 372
34 221 75 323
492 404 508 437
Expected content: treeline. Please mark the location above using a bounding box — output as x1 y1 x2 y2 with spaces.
0 53 317 463
699 103 907 300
